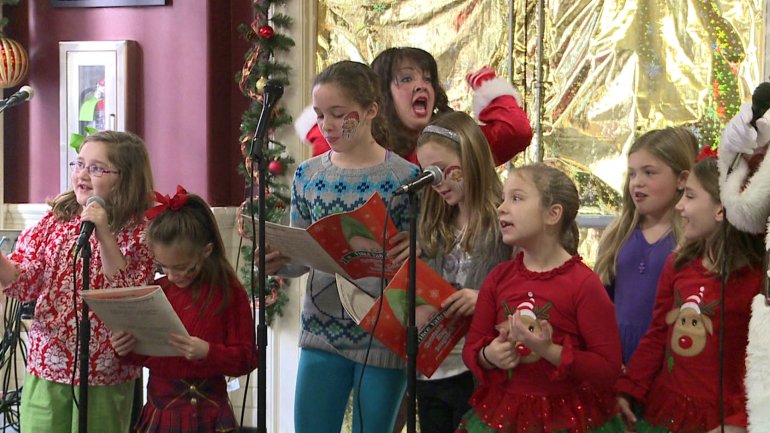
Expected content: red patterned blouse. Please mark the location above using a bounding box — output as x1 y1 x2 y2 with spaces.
3 212 155 385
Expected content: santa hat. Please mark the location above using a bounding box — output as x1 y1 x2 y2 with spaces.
681 286 706 314
516 292 537 320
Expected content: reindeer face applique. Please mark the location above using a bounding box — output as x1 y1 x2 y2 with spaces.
498 293 552 364
665 286 715 358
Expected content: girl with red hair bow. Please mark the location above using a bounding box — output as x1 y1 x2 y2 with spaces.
111 186 257 433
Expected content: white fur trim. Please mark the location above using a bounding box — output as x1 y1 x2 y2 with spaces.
718 147 770 234
472 77 523 117
746 294 770 432
293 105 318 144
679 302 700 314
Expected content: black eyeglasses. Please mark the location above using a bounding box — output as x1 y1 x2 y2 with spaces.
69 161 120 177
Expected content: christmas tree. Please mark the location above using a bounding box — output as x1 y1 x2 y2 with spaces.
236 0 296 325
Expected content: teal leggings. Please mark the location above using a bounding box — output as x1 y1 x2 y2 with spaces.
294 348 406 433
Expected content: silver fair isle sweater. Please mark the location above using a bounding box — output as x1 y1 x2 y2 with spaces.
289 151 420 369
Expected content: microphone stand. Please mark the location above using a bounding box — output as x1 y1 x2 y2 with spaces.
77 243 91 433
251 104 270 433
405 190 419 433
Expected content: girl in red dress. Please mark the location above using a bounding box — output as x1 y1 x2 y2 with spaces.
458 164 624 433
111 186 256 433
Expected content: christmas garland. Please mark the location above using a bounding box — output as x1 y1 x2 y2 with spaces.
236 0 295 325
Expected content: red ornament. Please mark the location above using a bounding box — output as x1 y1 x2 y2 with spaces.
258 25 275 39
515 343 532 357
268 160 284 175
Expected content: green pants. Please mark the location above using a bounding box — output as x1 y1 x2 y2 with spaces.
20 373 135 433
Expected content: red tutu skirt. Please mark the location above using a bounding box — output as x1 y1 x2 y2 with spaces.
135 376 238 433
456 384 620 433
640 381 745 433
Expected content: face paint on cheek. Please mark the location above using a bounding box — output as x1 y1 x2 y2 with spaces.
342 111 360 139
444 165 464 182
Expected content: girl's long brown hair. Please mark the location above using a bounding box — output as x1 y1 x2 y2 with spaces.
372 47 451 156
673 157 764 274
314 60 392 151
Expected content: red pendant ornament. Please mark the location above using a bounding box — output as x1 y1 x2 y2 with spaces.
258 25 275 39
268 160 284 175
0 37 29 89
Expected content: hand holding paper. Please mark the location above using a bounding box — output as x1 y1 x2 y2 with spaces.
337 258 471 377
83 285 189 357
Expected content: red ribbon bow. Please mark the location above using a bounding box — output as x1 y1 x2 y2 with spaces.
145 185 189 220
696 145 718 162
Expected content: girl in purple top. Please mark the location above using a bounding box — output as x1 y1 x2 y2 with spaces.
595 127 697 363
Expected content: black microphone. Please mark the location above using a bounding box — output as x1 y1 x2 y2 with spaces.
394 166 443 196
250 80 285 156
728 82 770 174
0 85 33 111
751 82 770 128
76 196 106 250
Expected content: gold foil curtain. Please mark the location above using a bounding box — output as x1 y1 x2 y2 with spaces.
316 0 764 197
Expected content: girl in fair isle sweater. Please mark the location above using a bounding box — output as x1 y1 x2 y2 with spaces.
267 60 420 433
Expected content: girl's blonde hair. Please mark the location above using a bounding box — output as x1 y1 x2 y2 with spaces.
511 164 581 255
674 157 764 274
314 60 391 150
595 126 697 285
49 130 154 231
417 112 503 256
146 193 239 313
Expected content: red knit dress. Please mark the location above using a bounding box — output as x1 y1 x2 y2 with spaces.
459 254 622 433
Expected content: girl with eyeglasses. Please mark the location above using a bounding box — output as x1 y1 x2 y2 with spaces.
0 130 156 433
110 187 256 433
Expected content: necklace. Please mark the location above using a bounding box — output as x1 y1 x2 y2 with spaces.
637 229 672 274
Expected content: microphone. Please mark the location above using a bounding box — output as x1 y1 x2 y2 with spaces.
729 82 770 174
250 79 285 157
751 82 770 128
76 196 106 250
394 166 443 196
0 85 33 111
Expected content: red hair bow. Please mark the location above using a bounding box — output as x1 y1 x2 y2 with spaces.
697 146 718 162
145 185 189 220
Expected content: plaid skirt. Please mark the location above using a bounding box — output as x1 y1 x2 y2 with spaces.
135 375 238 433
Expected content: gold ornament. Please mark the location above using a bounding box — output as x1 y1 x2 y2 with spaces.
256 76 268 93
0 37 29 89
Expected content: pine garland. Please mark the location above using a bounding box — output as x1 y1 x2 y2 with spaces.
236 0 295 325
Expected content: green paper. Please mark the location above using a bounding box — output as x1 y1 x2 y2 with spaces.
78 97 100 122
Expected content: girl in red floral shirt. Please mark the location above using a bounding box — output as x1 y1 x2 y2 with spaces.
110 187 256 433
0 131 156 433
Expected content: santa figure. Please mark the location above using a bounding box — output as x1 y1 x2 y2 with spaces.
717 90 770 433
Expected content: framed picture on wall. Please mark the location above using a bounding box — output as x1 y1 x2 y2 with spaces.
50 0 167 7
59 40 137 192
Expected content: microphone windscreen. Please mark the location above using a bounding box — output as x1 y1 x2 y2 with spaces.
86 195 106 208
264 80 285 99
424 165 443 186
19 85 33 101
751 82 770 127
